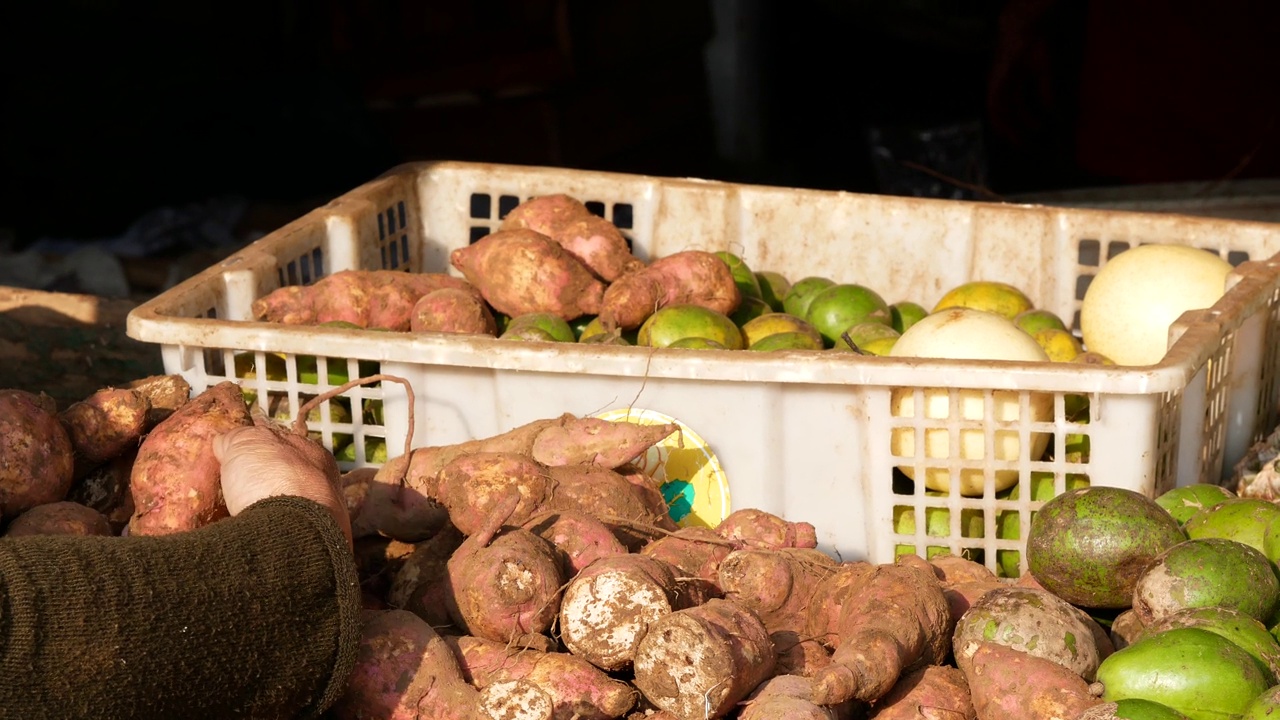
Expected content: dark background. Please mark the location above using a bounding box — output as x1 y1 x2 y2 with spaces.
2 0 1279 246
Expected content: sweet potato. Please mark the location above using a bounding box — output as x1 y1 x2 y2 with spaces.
251 270 480 330
345 459 450 542
409 287 498 336
953 586 1103 682
929 554 997 585
0 389 75 519
942 580 1004 626
718 547 838 635
433 452 553 536
446 492 564 644
738 674 860 720
387 524 465 630
803 562 875 648
4 501 113 537
597 250 742 331
333 608 546 720
632 598 776 720
480 680 556 720
451 229 605 320
962 642 1101 720
127 381 253 536
126 373 192 427
445 634 638 720
67 448 136 533
352 535 417 607
500 195 643 283
59 387 150 471
716 508 818 550
868 664 975 720
810 560 953 706
641 526 735 594
544 463 677 539
559 554 684 671
771 631 833 678
523 510 628 579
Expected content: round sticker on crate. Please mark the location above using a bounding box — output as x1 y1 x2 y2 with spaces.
593 408 730 529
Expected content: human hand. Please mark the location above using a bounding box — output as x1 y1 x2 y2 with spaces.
213 418 352 548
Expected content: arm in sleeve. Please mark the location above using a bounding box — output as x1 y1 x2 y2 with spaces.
0 495 361 720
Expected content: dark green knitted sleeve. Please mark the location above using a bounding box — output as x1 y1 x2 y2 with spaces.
0 496 361 720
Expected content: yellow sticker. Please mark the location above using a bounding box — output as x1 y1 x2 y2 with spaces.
593 408 731 529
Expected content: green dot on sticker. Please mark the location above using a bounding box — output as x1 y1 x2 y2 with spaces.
661 479 695 523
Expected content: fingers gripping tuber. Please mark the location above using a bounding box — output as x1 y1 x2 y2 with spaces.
598 250 742 330
444 634 638 720
450 229 605 320
445 491 564 644
809 561 952 706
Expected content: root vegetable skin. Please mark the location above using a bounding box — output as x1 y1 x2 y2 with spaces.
67 450 136 533
445 493 564 643
810 561 953 706
739 675 858 720
542 464 678 542
127 381 253 536
346 458 451 542
251 270 479 329
962 642 1101 720
388 525 465 629
444 635 638 720
0 389 74 519
434 452 552 536
4 501 112 537
598 250 742 331
631 598 776 720
952 586 1103 682
409 287 498 336
868 665 976 720
500 195 643 282
332 609 489 720
943 580 1005 626
804 562 874 646
771 632 833 678
716 508 818 550
451 229 605 320
59 387 150 470
559 554 683 672
929 554 997 585
717 548 838 635
125 374 192 428
523 510 628 579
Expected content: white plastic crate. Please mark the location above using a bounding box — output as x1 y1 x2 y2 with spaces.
127 161 1280 576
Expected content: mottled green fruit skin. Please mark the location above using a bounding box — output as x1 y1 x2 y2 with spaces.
804 283 891 347
1014 308 1069 336
666 336 728 350
637 304 744 350
1241 684 1280 720
505 312 576 343
1154 484 1236 526
1183 497 1280 555
1133 537 1280 625
1079 699 1193 720
754 271 791 312
997 472 1091 578
1264 518 1280 565
1027 487 1186 609
729 296 771 328
952 585 1102 681
839 321 900 351
499 326 558 342
747 331 824 352
1097 627 1269 720
781 276 836 319
1138 605 1280 685
715 251 763 301
890 301 928 334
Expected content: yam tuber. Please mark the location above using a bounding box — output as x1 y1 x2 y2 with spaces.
4 501 113 537
543 463 677 539
445 634 638 720
58 386 150 472
251 270 479 330
640 526 735 601
716 508 818 550
867 664 975 720
0 389 75 519
523 510 628 579
451 229 605 320
803 562 875 646
597 250 742 331
631 598 776 720
345 459 450 542
943 580 1005 627
962 641 1101 720
333 608 546 720
559 554 684 671
409 287 498 336
717 547 838 635
387 524 465 630
809 560 952 706
771 632 833 678
738 674 860 720
500 194 643 282
127 381 253 536
445 492 564 644
928 554 997 585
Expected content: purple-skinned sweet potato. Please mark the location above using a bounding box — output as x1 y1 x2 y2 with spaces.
445 634 638 720
0 389 75 519
522 510 628 579
409 287 498 336
126 381 253 536
450 229 605 320
716 508 818 551
251 270 480 330
597 250 741 330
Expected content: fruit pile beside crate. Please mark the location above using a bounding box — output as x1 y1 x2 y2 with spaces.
126 161 1280 576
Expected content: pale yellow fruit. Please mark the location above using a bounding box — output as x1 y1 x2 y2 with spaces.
933 281 1034 319
1080 244 1233 366
1033 328 1084 362
889 308 1053 496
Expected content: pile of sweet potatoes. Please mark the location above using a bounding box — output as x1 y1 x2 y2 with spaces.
249 193 743 337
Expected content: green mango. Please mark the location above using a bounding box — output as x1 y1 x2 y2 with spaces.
1138 605 1280 685
1183 497 1280 554
1097 627 1269 720
754 270 791 312
1133 537 1280 625
1241 685 1280 720
1155 484 1237 526
505 312 576 343
996 472 1090 578
714 251 763 301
